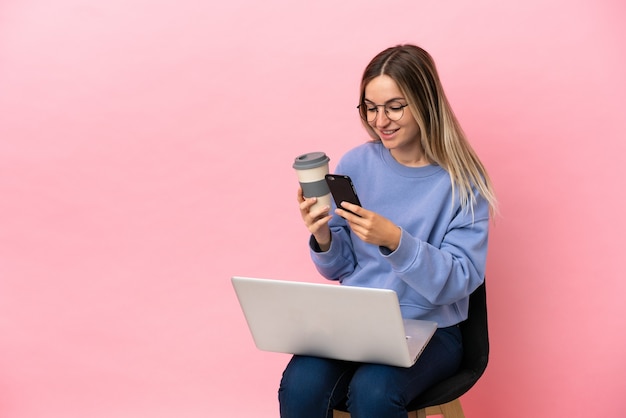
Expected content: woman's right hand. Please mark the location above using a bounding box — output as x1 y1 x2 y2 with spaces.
297 187 332 251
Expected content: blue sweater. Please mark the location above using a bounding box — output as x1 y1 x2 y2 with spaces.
310 141 489 327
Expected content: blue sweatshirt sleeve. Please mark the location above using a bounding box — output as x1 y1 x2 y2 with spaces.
381 195 489 306
309 217 359 281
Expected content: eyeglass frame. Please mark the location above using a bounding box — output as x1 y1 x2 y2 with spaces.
357 99 410 122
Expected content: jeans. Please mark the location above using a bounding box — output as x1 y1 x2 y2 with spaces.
278 325 462 418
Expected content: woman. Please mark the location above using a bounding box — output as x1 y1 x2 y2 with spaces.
279 44 497 418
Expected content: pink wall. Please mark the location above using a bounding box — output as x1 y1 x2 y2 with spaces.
1 1 625 417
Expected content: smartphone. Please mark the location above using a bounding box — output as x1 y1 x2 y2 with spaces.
325 174 362 216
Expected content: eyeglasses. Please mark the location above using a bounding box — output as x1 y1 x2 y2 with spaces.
357 100 409 122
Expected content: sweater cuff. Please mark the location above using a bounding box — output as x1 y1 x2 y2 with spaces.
379 228 420 272
309 235 325 253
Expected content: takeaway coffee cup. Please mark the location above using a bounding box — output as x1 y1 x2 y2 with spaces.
293 152 331 213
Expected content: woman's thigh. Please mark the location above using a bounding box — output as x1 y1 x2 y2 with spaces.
347 326 463 418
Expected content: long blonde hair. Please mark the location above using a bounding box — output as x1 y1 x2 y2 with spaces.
359 44 497 215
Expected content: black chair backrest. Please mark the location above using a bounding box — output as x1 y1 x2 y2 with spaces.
408 281 489 409
460 281 489 374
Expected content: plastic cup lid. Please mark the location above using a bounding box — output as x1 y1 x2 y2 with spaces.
293 152 330 169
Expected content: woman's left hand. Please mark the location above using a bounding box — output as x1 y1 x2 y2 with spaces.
336 202 401 251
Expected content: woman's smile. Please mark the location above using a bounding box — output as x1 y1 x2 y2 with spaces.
377 128 400 142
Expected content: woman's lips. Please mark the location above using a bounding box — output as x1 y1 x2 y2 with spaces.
378 128 399 140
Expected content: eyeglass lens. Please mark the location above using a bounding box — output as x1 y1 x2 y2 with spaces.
359 100 406 122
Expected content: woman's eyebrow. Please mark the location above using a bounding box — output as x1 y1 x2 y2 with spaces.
363 97 406 104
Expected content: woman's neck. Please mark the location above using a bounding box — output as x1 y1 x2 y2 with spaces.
389 147 430 167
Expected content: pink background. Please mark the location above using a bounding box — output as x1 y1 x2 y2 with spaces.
1 1 625 417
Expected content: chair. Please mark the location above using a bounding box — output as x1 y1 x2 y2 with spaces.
333 281 489 418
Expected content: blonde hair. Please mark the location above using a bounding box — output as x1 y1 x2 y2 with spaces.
359 44 497 216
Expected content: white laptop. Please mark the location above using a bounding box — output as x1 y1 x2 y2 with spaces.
231 276 437 368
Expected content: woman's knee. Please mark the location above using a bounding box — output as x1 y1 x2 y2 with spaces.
279 356 325 402
279 356 355 416
346 365 404 411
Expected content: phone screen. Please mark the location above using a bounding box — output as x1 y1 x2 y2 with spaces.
325 174 361 215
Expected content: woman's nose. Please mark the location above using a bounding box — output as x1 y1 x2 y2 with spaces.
375 109 391 127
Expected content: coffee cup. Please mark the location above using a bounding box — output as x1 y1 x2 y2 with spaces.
293 152 331 213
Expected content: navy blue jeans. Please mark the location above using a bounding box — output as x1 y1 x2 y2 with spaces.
278 325 462 418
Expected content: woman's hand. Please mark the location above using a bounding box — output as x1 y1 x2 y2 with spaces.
335 201 401 251
297 188 332 251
